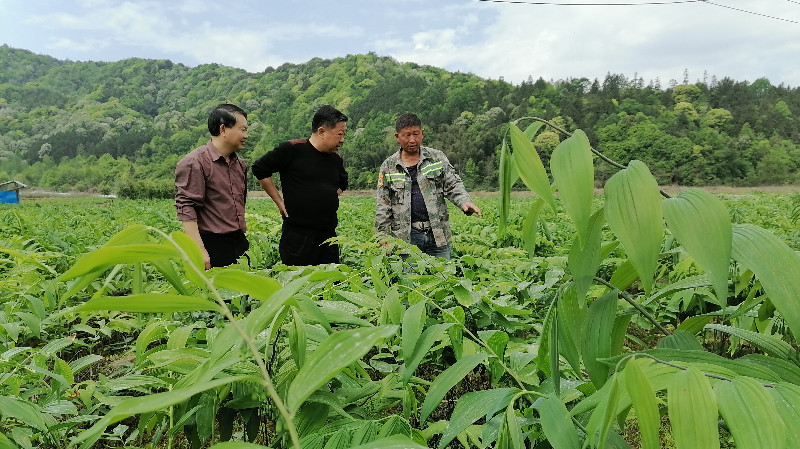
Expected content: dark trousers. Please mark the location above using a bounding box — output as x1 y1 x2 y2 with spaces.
200 231 249 268
279 223 338 266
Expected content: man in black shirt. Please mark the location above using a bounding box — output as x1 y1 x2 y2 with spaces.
252 105 348 265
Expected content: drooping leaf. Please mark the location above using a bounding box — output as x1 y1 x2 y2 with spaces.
287 325 398 411
420 354 489 423
213 270 282 302
568 208 605 302
534 394 580 449
623 359 660 449
498 136 518 237
551 129 594 246
58 243 179 281
582 291 618 388
509 124 557 213
714 376 785 449
732 224 800 338
522 198 546 257
437 388 519 449
705 323 798 362
73 375 253 448
770 383 800 447
663 188 732 310
403 323 454 384
402 300 427 362
668 366 720 449
604 160 664 294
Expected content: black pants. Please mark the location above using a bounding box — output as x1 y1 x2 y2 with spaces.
200 231 249 268
279 223 338 266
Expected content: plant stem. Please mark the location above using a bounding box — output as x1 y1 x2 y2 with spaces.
158 228 302 449
514 116 672 199
593 277 672 336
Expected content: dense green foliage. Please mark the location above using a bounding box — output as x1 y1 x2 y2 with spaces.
2 173 800 448
2 45 800 194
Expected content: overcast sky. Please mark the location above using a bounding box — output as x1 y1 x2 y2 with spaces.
2 0 799 87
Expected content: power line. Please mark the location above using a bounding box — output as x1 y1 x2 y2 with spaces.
703 1 800 25
477 0 705 4
478 0 800 25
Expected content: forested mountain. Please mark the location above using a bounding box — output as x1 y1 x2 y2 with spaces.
1 44 799 196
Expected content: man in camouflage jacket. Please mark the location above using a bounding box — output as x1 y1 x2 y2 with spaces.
375 113 481 259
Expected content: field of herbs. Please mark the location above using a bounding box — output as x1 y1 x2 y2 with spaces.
3 121 800 449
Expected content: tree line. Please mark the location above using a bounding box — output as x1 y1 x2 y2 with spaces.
1 45 799 196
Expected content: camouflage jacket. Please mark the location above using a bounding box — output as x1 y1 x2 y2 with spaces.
375 146 473 247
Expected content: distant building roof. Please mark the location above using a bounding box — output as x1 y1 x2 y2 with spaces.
0 180 28 191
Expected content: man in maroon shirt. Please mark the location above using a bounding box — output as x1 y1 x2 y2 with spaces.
175 104 249 269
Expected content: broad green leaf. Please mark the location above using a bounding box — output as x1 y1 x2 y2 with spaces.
663 188 732 309
68 354 104 375
714 376 785 449
582 291 618 388
213 270 281 302
568 208 605 302
420 354 489 423
402 300 427 361
210 275 309 360
623 359 659 449
486 330 509 386
289 307 307 368
498 137 517 236
522 198 545 257
324 428 351 449
0 432 20 449
197 392 217 443
502 402 525 449
79 293 222 313
534 394 580 449
170 230 204 275
770 383 800 447
437 388 519 449
732 224 800 338
403 323 454 384
557 284 584 375
73 375 253 448
509 124 557 213
705 323 797 362
740 354 800 384
609 260 638 291
58 243 179 281
378 415 412 438
287 325 398 411
380 286 403 326
136 321 169 361
604 160 663 294
668 366 719 449
350 435 428 449
551 129 594 246
657 330 705 351
0 397 48 431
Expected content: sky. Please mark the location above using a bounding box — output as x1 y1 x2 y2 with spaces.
2 0 799 87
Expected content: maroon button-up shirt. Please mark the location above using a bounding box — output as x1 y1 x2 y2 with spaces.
175 141 247 234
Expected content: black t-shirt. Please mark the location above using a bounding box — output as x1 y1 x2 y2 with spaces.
252 139 346 231
406 165 430 223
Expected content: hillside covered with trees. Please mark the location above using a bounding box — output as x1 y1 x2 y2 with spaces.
1 44 799 196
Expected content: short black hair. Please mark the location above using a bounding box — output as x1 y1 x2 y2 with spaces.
311 105 348 133
395 113 422 132
208 104 246 136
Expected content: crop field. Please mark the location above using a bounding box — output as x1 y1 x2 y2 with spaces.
2 185 800 449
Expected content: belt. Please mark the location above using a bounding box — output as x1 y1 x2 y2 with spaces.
411 221 432 230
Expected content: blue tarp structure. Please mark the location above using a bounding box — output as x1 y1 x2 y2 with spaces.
0 181 27 204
